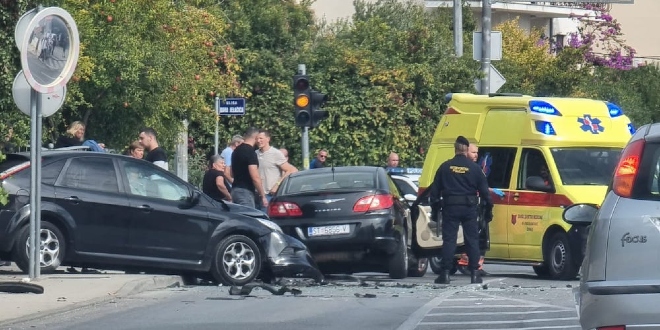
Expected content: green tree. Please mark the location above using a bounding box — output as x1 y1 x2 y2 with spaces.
306 0 479 167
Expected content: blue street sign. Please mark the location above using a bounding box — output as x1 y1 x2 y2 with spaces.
216 98 246 116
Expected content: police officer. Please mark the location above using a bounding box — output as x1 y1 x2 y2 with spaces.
429 136 493 284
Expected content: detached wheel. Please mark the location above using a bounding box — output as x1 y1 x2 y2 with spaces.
408 257 428 277
12 221 65 274
545 232 578 280
430 257 457 275
211 235 262 286
388 231 408 279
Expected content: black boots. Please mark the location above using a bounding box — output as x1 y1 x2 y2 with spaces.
434 270 450 284
471 270 483 284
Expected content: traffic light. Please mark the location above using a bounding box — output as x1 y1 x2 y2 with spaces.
293 74 311 127
310 91 328 128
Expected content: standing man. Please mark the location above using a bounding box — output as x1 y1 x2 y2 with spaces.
139 127 168 170
221 134 244 184
385 152 400 171
256 130 298 205
231 127 267 209
429 136 493 285
309 149 328 169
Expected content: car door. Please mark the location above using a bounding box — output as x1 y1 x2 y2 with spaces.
54 156 130 257
507 148 553 260
119 159 212 265
477 146 516 259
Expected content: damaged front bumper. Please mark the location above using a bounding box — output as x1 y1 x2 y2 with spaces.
262 231 323 282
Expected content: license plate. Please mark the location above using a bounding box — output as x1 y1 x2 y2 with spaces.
308 225 350 237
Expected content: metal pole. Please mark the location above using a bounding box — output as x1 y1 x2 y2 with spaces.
35 92 42 278
214 97 219 155
298 64 310 170
28 88 37 280
453 0 463 57
480 0 492 95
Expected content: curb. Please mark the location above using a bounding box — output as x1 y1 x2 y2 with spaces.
0 275 183 328
114 275 183 297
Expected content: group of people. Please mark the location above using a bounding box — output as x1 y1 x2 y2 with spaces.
202 127 298 211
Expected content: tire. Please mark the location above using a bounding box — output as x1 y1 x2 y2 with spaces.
388 231 408 279
210 235 262 286
12 221 65 274
533 264 550 278
545 232 578 280
407 256 428 277
430 257 458 275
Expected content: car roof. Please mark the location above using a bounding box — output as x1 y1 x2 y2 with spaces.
10 150 127 161
288 166 382 178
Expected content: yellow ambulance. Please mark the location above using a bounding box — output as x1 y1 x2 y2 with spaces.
417 93 635 280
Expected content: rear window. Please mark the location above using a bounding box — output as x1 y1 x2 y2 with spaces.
283 172 376 194
551 147 622 185
633 142 660 200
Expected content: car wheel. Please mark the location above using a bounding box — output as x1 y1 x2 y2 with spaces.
12 221 65 274
430 257 458 275
210 235 262 286
545 232 578 280
407 256 428 277
388 231 408 279
533 264 550 278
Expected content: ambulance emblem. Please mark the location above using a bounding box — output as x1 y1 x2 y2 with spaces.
578 115 604 134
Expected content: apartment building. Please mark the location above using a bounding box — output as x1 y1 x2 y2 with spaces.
610 0 660 64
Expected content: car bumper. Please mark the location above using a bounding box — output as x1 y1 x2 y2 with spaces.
263 232 323 282
579 281 660 329
275 214 400 256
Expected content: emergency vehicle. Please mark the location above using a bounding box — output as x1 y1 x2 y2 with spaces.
414 93 634 280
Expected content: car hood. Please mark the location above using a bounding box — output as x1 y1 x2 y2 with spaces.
224 201 269 219
563 185 609 206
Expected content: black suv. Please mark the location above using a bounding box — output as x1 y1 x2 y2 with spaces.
0 151 321 285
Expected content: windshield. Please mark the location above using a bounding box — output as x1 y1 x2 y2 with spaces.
283 172 376 194
550 147 622 186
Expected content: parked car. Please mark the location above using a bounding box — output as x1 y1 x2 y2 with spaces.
267 166 427 279
0 151 322 285
390 174 418 206
563 122 660 330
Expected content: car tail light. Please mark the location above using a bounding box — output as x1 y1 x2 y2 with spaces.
353 194 394 212
268 202 303 217
597 326 625 330
612 139 644 198
0 161 30 180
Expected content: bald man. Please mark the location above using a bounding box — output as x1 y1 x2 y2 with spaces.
386 152 400 170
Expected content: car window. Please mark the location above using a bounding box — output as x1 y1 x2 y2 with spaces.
550 147 622 185
59 157 119 194
122 161 188 201
632 143 660 200
283 172 376 194
42 159 66 185
387 177 402 198
392 178 416 196
477 147 516 189
517 148 552 190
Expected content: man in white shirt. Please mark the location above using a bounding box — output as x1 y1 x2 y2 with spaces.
221 134 244 184
256 130 297 205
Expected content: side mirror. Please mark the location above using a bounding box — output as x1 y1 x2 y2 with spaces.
562 203 598 225
182 190 202 209
525 176 555 193
404 194 417 203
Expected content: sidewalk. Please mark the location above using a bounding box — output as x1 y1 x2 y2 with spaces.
0 263 182 326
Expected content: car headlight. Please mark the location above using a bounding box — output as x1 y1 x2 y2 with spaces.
258 218 283 233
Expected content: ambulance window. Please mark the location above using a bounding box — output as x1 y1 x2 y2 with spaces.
518 149 552 190
477 147 516 189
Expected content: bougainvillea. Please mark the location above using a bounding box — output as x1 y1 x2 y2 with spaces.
567 4 636 70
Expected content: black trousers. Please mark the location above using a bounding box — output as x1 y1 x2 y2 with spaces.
440 205 481 272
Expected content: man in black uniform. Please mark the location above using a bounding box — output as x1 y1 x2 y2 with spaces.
429 136 493 284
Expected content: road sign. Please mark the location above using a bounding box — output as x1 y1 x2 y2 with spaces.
12 70 66 117
216 98 246 116
19 7 80 94
474 64 506 93
473 31 502 61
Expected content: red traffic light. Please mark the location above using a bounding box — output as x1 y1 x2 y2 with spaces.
294 78 309 90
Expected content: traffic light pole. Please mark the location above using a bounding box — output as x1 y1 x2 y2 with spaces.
298 64 310 170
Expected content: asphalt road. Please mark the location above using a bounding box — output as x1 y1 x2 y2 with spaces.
6 264 581 330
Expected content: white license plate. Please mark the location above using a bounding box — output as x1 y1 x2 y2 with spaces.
308 225 350 237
